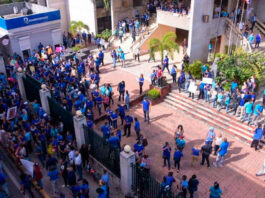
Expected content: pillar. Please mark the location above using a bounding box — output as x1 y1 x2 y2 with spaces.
120 146 136 195
73 113 87 149
16 69 26 101
39 86 51 115
0 57 6 76
110 0 115 33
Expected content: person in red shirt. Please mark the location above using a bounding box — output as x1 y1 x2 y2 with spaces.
157 66 163 87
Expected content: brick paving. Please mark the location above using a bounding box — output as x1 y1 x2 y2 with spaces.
93 50 265 198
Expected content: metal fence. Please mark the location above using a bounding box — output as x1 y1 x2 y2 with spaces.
23 74 41 103
131 164 175 198
48 97 74 135
83 125 120 178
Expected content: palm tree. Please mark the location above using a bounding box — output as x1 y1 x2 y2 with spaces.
69 21 89 36
148 32 179 64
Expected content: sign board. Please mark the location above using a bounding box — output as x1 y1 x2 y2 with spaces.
188 81 197 93
20 159 34 177
202 77 213 84
6 106 17 120
0 10 61 30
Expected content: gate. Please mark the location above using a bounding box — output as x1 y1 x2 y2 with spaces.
83 125 120 177
48 97 74 135
131 164 175 198
23 74 41 103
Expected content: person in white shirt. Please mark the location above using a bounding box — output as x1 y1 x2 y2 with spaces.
68 147 75 165
74 151 83 181
214 133 223 155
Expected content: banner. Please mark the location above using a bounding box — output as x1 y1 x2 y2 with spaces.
188 81 197 93
20 159 34 177
6 106 17 120
202 78 213 84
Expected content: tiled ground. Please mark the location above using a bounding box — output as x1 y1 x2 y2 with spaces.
93 51 265 198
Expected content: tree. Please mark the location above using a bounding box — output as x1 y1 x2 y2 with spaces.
68 21 89 36
148 32 179 64
215 48 265 90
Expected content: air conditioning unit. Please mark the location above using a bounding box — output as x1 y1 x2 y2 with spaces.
202 15 209 23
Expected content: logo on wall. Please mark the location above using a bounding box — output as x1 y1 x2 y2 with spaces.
23 17 29 24
2 38 9 46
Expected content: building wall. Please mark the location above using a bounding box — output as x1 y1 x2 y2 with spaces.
188 0 214 63
139 24 175 52
45 0 69 32
68 0 97 34
254 0 265 22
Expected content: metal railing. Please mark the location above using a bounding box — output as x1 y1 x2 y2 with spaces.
83 125 120 177
22 74 41 103
131 164 175 198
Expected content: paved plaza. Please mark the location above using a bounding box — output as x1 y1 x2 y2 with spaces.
95 50 265 198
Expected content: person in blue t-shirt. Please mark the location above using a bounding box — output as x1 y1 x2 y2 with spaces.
163 142 171 169
134 141 144 157
101 122 111 141
110 110 118 129
213 138 229 167
98 50 104 66
163 56 170 73
118 81 125 102
198 82 205 100
123 115 133 137
241 99 254 125
108 133 120 149
252 103 263 126
96 95 102 115
117 104 125 125
171 65 177 84
173 147 183 171
134 117 141 140
251 123 263 151
138 74 144 95
209 182 222 198
142 97 150 124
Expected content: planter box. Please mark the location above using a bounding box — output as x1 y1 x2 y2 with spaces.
150 97 163 106
149 84 171 98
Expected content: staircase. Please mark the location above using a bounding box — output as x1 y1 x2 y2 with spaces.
163 88 265 151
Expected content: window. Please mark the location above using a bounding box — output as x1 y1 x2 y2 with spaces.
97 16 111 33
133 0 142 7
96 0 104 8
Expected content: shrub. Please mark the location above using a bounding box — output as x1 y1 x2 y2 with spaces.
148 89 160 100
187 60 210 80
97 29 112 41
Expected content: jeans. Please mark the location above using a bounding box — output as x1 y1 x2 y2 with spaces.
37 180 43 188
139 84 143 95
185 81 190 92
163 156 171 169
51 180 58 194
242 113 252 124
252 114 260 126
215 154 225 166
201 153 210 167
163 65 170 73
135 129 140 140
97 104 102 115
204 90 210 102
251 139 260 150
171 73 176 83
212 98 217 108
225 104 229 113
113 58 116 68
144 110 150 123
119 91 125 101
236 106 245 118
126 103 130 110
158 78 162 87
123 124 131 136
174 159 180 170
77 164 83 180
198 89 204 100
112 121 117 129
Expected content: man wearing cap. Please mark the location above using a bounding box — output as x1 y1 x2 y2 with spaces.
206 127 216 145
213 137 229 167
142 97 150 124
200 141 212 167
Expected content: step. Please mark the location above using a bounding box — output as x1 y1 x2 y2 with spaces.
163 101 265 150
163 100 253 142
170 90 254 131
165 95 253 139
168 92 254 133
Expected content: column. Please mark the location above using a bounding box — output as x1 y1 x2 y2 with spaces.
16 69 26 101
0 57 6 76
39 85 51 115
120 146 136 195
73 112 87 149
110 0 115 33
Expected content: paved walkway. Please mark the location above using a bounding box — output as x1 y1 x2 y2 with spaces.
92 49 265 198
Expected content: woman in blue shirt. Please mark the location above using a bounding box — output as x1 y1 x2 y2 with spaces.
209 182 222 198
138 74 144 95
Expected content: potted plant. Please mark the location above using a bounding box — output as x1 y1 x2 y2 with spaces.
147 89 161 105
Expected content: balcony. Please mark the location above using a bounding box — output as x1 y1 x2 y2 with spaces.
156 9 190 31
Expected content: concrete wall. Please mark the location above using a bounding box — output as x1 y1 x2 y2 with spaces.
68 0 97 34
188 0 214 63
157 10 190 31
139 24 175 52
45 0 69 32
254 0 265 22
0 2 25 16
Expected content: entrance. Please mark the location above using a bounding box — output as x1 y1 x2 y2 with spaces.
22 49 30 59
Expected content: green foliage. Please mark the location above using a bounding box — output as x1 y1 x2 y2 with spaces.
103 0 110 11
224 44 236 54
187 60 210 80
72 46 80 52
148 32 179 64
148 89 160 100
96 29 112 41
69 21 89 37
215 48 265 88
